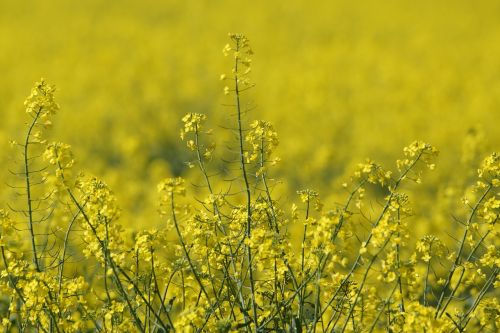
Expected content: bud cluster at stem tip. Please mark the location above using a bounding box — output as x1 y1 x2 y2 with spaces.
221 33 254 94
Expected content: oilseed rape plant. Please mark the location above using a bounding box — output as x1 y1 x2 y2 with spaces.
0 33 498 332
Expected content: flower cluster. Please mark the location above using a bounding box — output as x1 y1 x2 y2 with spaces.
24 78 59 119
158 177 186 199
222 33 254 94
416 235 446 263
354 159 392 186
478 152 499 185
396 141 438 178
78 177 124 265
244 120 279 165
180 112 206 140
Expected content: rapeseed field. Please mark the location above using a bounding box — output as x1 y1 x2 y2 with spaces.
0 1 498 331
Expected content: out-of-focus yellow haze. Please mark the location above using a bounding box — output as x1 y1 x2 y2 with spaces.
0 0 498 225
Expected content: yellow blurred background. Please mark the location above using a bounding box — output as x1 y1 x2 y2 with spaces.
0 0 498 228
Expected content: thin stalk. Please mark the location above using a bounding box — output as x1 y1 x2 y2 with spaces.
298 194 311 326
24 107 43 271
233 38 258 328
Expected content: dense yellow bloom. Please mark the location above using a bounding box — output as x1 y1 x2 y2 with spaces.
44 142 74 168
416 235 446 262
244 120 279 164
24 78 59 118
158 177 186 198
478 152 500 183
0 28 498 332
